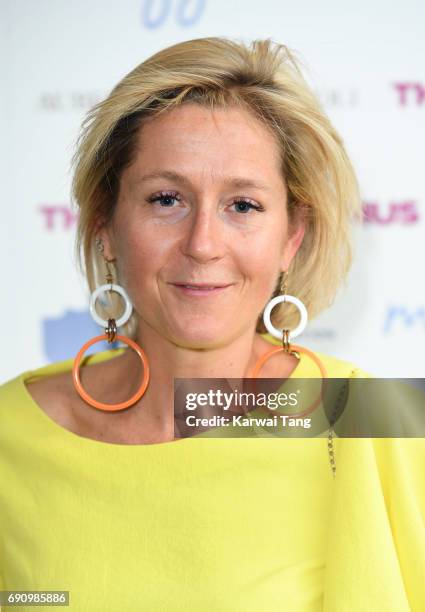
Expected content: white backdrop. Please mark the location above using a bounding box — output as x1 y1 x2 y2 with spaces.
1 0 424 383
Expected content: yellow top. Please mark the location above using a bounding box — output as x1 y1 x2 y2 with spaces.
0 336 424 611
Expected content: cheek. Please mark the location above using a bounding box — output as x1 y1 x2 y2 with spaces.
113 226 160 286
241 234 282 282
249 259 279 300
113 225 179 304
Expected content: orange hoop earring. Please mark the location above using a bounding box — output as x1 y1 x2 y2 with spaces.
73 334 150 412
250 342 328 418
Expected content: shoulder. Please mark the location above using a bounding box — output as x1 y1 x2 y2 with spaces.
0 358 73 422
0 348 125 418
0 372 23 407
310 349 374 378
0 356 74 393
0 348 129 426
261 333 373 378
0 348 126 389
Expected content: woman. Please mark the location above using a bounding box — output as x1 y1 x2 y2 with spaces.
0 37 424 611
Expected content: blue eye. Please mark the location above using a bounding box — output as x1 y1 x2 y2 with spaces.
232 199 264 214
147 192 181 207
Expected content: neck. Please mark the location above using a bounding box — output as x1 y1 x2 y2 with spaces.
103 322 297 442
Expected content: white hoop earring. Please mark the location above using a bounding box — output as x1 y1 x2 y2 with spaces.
263 291 308 341
89 283 133 328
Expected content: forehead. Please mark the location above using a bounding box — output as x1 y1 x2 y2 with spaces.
126 103 284 185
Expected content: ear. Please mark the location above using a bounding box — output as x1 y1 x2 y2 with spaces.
94 217 116 261
280 214 306 271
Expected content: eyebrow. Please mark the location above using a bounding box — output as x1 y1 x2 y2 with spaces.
134 170 272 192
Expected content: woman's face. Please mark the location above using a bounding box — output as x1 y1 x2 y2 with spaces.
100 103 305 348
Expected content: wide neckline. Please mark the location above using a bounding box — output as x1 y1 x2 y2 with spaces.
18 336 311 451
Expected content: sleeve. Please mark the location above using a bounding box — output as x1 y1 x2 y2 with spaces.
372 437 425 610
323 366 425 611
354 367 425 609
359 367 425 608
0 573 4 611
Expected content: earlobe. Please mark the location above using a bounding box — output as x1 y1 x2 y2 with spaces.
95 222 116 261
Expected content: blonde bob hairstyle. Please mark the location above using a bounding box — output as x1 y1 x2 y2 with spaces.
71 36 362 340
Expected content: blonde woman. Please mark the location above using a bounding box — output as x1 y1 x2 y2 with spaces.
0 37 424 611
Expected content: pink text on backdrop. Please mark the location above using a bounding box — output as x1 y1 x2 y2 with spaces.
362 201 419 225
393 82 425 106
39 205 79 230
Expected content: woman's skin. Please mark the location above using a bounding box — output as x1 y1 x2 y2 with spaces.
27 103 306 444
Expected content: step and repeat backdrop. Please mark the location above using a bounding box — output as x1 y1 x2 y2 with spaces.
1 0 423 383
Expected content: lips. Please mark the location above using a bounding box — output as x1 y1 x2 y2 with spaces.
172 282 232 289
169 282 234 297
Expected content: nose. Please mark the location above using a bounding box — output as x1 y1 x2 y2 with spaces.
180 205 226 263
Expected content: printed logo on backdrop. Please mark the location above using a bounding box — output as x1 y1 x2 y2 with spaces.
383 306 425 333
40 200 421 230
362 200 420 225
43 311 120 363
37 92 103 112
141 0 206 28
299 328 336 341
393 82 425 106
39 205 78 230
318 88 360 108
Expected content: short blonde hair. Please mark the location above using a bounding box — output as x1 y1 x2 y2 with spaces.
71 36 362 338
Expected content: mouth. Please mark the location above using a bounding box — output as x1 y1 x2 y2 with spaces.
169 282 234 296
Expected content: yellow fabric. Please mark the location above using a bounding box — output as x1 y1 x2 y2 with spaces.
0 336 424 611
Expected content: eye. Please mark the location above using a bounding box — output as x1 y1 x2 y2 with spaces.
147 191 181 207
231 199 264 214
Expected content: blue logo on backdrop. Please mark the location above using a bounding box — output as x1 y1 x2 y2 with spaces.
43 310 120 363
141 0 206 28
383 306 425 333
